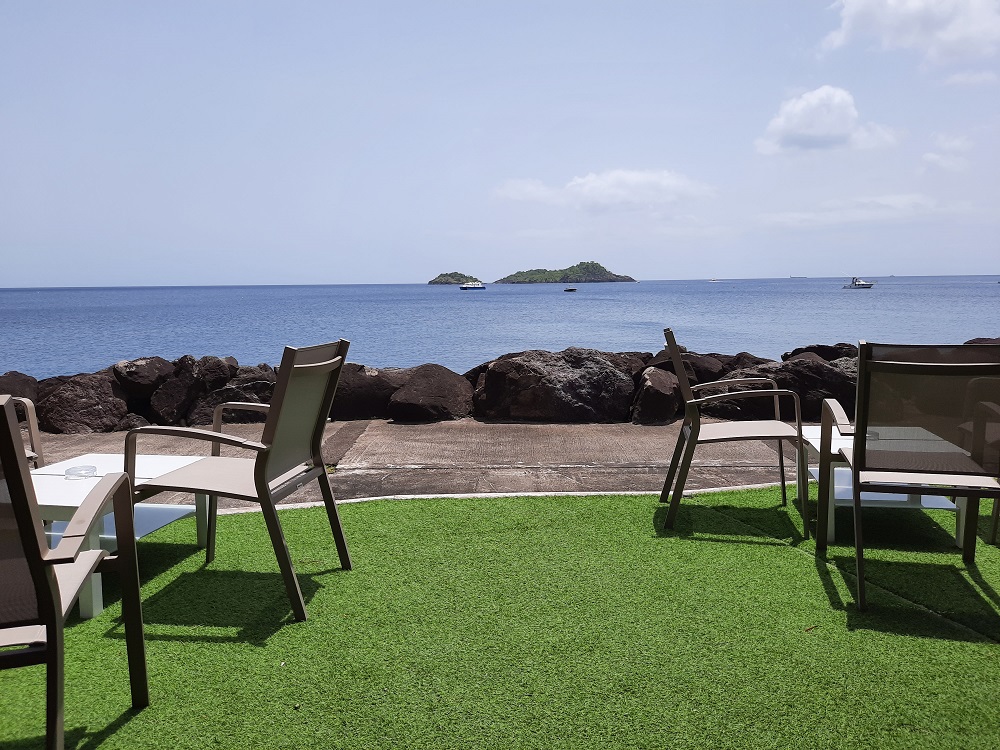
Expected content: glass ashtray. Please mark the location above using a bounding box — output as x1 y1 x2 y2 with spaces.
65 465 97 480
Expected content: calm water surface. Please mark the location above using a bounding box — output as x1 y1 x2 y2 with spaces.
1 276 998 379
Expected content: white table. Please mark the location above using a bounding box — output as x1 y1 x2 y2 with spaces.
801 426 967 551
32 453 211 618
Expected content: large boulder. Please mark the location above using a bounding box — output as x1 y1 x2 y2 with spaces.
0 371 38 402
150 355 204 425
720 352 774 375
196 355 239 391
631 368 682 425
112 356 175 399
231 363 277 386
37 372 129 433
331 364 410 420
387 364 473 422
701 359 855 422
470 348 636 423
782 343 858 362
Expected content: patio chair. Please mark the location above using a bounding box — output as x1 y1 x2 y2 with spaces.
125 340 352 622
1 395 148 750
828 341 1000 610
659 328 808 535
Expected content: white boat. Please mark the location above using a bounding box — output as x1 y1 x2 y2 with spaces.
459 281 485 290
843 277 875 289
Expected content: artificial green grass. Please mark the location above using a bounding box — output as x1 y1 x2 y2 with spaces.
3 489 1000 749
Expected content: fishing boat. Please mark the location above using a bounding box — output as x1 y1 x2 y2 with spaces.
459 281 485 290
843 277 875 289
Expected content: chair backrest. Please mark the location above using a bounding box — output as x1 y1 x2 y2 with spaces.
663 328 695 402
853 342 1000 477
259 340 350 484
0 395 56 632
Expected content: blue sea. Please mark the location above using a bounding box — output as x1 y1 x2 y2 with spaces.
1 276 998 380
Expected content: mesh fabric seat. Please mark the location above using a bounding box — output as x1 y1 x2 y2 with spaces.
1 396 148 750
658 328 809 534
834 341 1000 610
126 340 352 622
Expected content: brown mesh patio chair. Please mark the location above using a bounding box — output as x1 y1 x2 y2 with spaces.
659 328 809 535
125 340 352 622
1 395 148 750
830 341 1000 610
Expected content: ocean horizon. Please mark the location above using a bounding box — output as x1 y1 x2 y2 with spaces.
2 275 998 380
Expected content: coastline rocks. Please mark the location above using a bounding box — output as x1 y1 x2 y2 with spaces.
150 355 203 425
37 372 129 433
631 368 682 424
186 381 276 426
387 364 473 422
469 348 635 422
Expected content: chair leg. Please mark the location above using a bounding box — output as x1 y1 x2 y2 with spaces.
776 441 788 506
113 490 150 709
962 497 980 564
318 470 352 571
797 442 810 540
206 495 219 564
258 497 307 621
664 433 698 530
853 498 867 611
659 428 689 504
45 623 65 750
990 498 999 545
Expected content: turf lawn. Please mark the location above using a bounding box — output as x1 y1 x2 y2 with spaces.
2 488 1000 749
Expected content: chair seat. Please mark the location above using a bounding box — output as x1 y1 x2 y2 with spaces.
696 420 799 443
137 456 315 503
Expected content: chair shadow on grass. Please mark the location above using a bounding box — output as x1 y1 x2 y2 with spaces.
652 497 807 547
3 705 145 750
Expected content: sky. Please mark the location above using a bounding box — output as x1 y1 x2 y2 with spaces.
1 0 998 286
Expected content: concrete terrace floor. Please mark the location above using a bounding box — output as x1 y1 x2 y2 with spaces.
37 418 799 509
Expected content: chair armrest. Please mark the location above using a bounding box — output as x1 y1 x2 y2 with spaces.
10 396 44 467
125 425 267 478
821 398 853 436
42 473 129 564
689 387 803 426
213 401 270 433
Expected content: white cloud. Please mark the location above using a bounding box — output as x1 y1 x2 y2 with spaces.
921 133 973 171
944 69 999 84
760 193 945 227
496 169 715 211
755 85 896 155
822 0 1000 63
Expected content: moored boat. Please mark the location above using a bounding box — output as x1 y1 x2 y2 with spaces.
459 281 486 290
843 277 875 289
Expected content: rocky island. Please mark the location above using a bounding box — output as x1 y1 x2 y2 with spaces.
494 261 635 284
428 272 482 285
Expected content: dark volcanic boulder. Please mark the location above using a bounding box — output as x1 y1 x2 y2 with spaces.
646 349 698 384
115 413 151 431
631 368 682 425
0 371 38 402
702 359 855 422
38 376 73 403
196 355 239 391
231 363 277 386
331 364 409 420
113 356 175 399
37 372 129 433
186 381 275 426
387 364 473 422
785 351 827 365
471 348 636 423
720 352 774 375
782 343 858 362
150 355 204 425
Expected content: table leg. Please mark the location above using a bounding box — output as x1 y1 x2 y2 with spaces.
955 497 967 550
962 497 979 564
77 525 104 619
195 493 208 548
